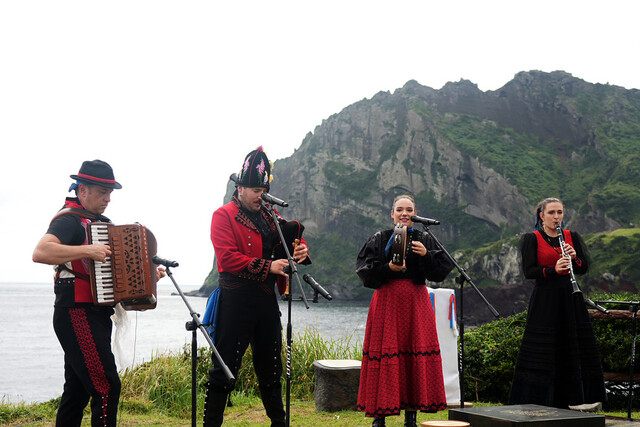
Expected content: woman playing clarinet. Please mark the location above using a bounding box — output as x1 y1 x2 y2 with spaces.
509 197 606 408
356 194 454 427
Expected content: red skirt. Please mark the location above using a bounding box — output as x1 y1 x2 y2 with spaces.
357 279 447 417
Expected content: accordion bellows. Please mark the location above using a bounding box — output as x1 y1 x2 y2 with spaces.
88 223 158 310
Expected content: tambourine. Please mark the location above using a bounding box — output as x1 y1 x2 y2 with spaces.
391 223 408 266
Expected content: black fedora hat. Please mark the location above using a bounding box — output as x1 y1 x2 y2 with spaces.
70 159 122 189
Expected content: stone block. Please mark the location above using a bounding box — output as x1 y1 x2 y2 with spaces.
313 359 361 412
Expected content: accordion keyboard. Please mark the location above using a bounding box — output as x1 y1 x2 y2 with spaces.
89 223 116 304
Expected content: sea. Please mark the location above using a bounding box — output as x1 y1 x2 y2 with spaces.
0 282 369 404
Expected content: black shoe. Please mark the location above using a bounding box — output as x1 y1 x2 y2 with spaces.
259 384 286 427
404 410 417 427
372 416 386 427
203 383 228 427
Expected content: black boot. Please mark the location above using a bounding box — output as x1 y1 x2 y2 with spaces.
259 384 286 427
404 410 417 427
203 383 228 427
372 416 386 427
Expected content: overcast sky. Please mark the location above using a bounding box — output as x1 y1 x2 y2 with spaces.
1 1 639 287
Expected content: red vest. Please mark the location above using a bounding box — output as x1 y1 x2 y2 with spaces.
57 199 94 303
533 229 573 275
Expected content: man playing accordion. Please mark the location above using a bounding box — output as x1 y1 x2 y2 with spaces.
33 159 164 427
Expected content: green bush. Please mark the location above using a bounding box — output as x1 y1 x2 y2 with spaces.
590 291 640 374
0 398 59 424
463 292 640 409
120 350 202 418
462 311 527 403
194 327 361 401
118 327 362 418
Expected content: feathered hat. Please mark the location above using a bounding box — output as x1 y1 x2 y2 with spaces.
236 146 271 190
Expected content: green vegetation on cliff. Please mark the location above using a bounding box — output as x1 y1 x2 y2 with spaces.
202 72 640 303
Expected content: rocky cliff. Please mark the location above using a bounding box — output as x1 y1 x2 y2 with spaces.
203 70 640 321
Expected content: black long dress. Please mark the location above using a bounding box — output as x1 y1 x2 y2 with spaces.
508 229 606 408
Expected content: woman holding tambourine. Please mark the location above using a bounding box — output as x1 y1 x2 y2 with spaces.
355 194 455 427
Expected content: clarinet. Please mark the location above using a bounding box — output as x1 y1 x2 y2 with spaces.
556 223 610 314
556 223 581 294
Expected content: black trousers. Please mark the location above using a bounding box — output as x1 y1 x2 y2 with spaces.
53 305 121 427
205 285 285 426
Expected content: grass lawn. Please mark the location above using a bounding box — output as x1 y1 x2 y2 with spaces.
4 399 640 426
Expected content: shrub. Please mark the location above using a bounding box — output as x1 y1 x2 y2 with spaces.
590 291 640 374
462 311 526 403
198 327 361 401
463 291 640 409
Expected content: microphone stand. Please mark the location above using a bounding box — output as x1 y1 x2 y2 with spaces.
162 262 234 427
419 225 500 409
263 202 310 427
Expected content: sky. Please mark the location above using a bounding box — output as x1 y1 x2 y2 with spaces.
1 1 639 287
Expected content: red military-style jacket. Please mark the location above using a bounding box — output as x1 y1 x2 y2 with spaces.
210 197 309 294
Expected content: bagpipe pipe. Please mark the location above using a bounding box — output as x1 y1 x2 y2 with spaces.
202 176 332 342
228 172 331 303
278 221 332 303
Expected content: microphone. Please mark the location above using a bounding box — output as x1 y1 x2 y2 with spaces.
231 172 288 207
303 274 332 301
261 192 289 207
152 255 179 268
410 215 440 226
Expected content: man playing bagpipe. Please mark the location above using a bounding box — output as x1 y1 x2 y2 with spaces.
204 146 310 427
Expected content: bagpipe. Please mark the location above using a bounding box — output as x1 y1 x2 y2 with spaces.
202 213 315 343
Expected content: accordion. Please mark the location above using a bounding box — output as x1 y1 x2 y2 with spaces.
88 223 158 310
